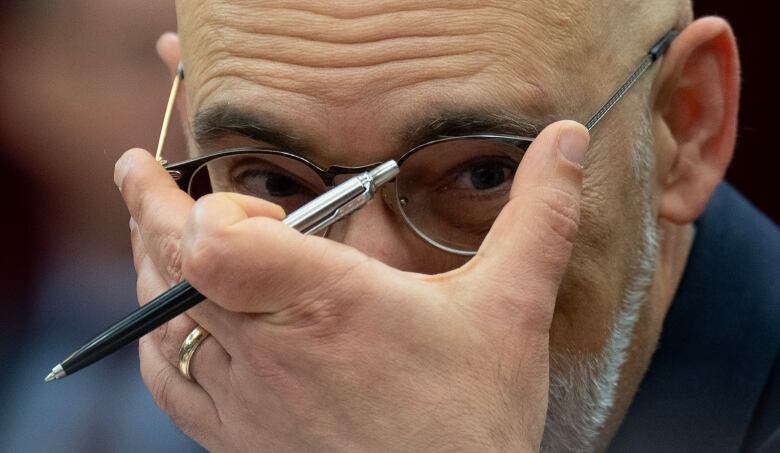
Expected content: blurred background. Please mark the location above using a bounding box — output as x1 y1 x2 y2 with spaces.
0 2 775 452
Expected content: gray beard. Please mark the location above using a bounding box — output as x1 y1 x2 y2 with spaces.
540 117 660 453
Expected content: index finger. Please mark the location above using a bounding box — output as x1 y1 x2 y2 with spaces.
115 148 194 286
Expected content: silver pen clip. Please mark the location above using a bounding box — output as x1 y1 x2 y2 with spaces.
282 160 399 236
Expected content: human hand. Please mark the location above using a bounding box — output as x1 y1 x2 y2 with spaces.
115 120 589 452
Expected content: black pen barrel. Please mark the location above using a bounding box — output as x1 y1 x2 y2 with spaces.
60 281 204 376
48 161 400 381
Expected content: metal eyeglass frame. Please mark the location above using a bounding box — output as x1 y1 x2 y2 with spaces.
156 30 678 256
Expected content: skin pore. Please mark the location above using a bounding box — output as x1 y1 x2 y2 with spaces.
163 0 736 450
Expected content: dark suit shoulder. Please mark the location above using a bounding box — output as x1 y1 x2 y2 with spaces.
609 184 780 452
745 347 780 452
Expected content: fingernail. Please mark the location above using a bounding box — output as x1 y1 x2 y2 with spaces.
558 123 589 166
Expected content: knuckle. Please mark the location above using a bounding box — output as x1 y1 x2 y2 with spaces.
135 272 158 305
138 346 177 416
158 230 184 285
144 365 196 435
130 227 143 260
133 187 156 225
275 297 350 339
180 230 223 286
533 186 580 246
516 291 556 332
473 278 554 332
156 320 191 364
181 194 241 288
194 192 227 216
149 366 176 414
241 336 289 384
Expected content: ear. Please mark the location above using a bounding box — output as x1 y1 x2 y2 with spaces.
651 17 740 224
156 32 191 143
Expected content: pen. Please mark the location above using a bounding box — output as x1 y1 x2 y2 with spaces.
45 160 399 382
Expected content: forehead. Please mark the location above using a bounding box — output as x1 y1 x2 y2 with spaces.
176 0 626 157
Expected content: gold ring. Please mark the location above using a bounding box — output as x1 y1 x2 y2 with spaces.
178 326 210 381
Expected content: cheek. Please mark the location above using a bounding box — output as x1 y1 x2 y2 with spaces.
332 200 470 274
549 134 655 356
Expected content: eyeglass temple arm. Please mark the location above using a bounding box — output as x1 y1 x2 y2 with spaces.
156 62 185 164
154 33 677 160
583 30 678 131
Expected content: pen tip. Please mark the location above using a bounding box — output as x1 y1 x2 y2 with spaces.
45 364 66 382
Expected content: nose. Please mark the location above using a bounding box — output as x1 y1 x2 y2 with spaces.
327 196 469 274
327 196 413 270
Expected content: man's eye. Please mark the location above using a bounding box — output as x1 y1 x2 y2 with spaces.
234 169 307 198
444 158 515 192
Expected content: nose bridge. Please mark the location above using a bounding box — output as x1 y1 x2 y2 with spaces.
328 162 384 186
328 194 409 268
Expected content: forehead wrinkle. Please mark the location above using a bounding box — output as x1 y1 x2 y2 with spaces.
204 6 507 44
179 0 605 125
199 34 491 70
189 45 500 110
243 0 517 20
187 0 585 23
183 5 553 70
181 7 557 111
195 61 490 108
183 1 588 59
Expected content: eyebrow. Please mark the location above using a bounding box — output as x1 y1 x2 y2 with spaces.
192 104 547 158
192 105 315 156
400 109 547 148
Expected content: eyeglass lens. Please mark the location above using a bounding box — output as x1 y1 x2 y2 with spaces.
187 138 527 253
189 154 327 214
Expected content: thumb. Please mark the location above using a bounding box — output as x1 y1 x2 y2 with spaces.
466 120 589 325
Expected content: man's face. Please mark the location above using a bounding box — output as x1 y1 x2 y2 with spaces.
178 0 668 449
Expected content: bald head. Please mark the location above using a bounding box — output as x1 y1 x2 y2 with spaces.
177 0 690 116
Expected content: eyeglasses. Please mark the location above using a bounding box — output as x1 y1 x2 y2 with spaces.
157 30 678 256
